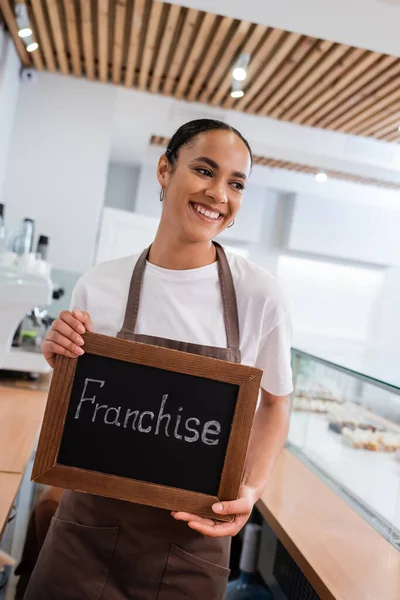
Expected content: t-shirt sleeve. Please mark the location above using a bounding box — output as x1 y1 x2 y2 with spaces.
255 293 293 396
69 276 88 312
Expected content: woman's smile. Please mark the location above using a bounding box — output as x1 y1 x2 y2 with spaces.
189 201 224 224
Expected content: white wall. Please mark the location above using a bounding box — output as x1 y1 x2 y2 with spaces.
249 164 400 211
277 255 385 344
135 163 162 218
287 193 400 267
3 72 116 273
105 162 140 212
96 208 159 264
244 191 294 274
0 29 20 203
371 267 400 352
218 183 266 244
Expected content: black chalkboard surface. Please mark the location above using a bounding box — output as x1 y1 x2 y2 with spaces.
32 332 262 521
57 353 238 495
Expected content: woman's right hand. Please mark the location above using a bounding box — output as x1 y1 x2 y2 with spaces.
42 310 94 368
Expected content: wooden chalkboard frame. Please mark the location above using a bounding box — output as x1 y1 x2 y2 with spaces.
32 332 262 522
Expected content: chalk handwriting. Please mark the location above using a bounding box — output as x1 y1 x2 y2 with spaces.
75 379 221 445
74 378 105 419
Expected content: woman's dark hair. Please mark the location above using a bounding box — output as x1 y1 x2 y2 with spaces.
165 119 253 168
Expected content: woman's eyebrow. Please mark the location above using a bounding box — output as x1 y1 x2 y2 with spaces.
192 156 248 180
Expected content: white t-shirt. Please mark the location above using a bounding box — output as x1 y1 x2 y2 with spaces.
70 250 293 396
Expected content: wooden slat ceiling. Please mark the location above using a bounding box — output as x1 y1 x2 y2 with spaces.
150 135 400 191
2 0 400 143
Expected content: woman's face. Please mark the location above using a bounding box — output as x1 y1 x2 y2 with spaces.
157 130 252 243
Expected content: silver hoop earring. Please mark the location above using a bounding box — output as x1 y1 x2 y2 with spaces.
160 188 164 202
228 219 235 228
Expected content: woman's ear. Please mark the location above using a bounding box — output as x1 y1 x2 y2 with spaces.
157 155 170 189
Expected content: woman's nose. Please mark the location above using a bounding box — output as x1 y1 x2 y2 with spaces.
205 181 228 204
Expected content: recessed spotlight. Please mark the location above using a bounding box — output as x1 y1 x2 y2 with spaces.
18 28 32 38
316 172 328 183
27 42 39 53
232 53 251 82
231 90 244 99
232 67 247 82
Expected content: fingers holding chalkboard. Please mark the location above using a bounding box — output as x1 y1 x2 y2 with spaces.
172 486 256 537
173 510 249 538
72 310 94 333
42 310 94 368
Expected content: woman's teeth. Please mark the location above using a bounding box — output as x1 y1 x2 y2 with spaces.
192 203 221 220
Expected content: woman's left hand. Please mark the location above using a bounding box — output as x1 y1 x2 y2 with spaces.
171 484 258 537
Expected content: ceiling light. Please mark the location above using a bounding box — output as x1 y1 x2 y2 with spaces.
232 53 250 82
15 4 31 35
232 67 247 82
316 172 328 183
230 78 244 99
27 42 39 53
18 27 32 38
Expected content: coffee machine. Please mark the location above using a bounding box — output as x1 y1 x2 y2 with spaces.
0 266 53 376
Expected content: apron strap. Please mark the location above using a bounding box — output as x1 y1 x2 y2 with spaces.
213 242 240 351
118 242 240 351
119 246 148 338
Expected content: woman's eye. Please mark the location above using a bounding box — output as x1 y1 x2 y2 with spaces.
196 168 212 177
231 182 245 191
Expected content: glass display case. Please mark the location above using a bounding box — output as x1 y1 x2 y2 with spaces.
288 347 400 551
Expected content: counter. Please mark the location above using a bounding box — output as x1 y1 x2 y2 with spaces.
257 449 400 600
0 385 47 537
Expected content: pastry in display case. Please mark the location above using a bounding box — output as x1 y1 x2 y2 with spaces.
341 425 400 452
288 348 400 551
326 404 400 452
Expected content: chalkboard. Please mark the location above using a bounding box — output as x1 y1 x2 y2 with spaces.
32 332 262 521
57 353 238 495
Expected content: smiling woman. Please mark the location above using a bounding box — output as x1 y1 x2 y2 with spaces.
188 155 248 225
153 119 253 263
27 119 293 600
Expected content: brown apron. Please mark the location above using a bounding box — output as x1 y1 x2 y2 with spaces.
24 243 242 600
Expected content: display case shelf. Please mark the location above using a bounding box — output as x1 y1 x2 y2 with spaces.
289 348 400 552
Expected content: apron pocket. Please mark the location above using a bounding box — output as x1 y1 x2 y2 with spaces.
158 543 230 600
26 517 119 600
